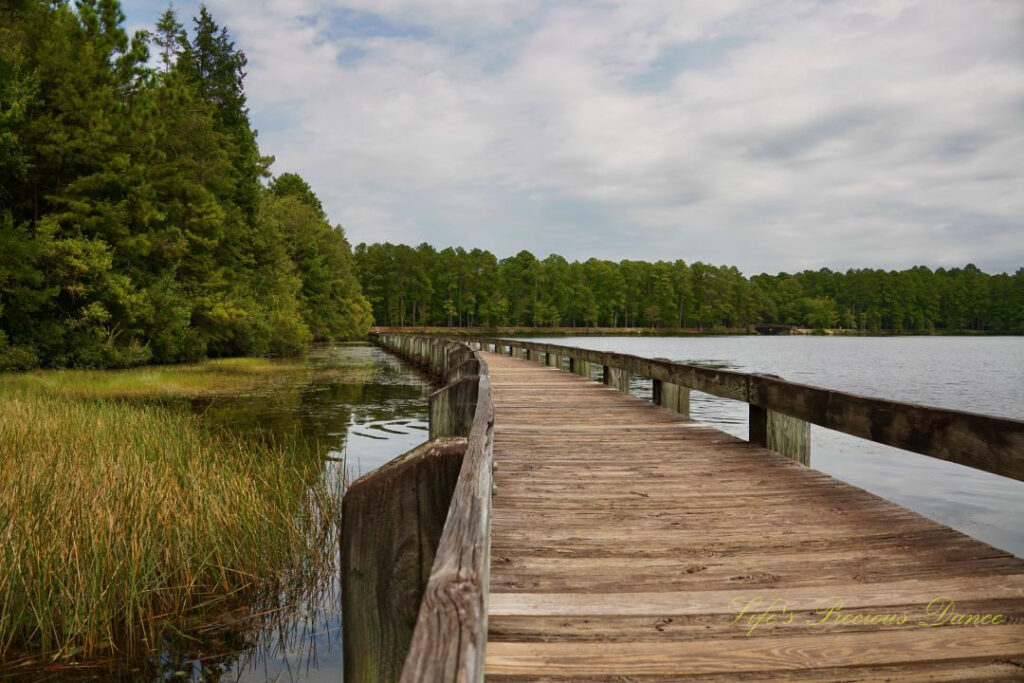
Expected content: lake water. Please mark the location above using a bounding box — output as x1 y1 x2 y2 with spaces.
519 335 1024 558
191 343 432 683
25 343 433 683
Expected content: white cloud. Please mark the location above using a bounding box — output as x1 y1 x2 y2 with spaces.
127 0 1024 273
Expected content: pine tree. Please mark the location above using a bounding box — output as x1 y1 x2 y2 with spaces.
179 5 267 217
153 4 186 73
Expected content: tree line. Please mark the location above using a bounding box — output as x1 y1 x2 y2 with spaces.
354 243 1024 333
0 0 371 370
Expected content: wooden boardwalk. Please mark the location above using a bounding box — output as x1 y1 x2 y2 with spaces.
481 352 1024 680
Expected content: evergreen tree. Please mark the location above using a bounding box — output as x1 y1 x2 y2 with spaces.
0 0 372 369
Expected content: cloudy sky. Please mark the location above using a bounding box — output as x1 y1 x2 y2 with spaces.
123 0 1024 274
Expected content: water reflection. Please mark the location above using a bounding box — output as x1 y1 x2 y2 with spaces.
3 343 432 682
193 343 431 682
192 343 431 490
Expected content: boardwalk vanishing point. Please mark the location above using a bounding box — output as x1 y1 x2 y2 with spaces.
343 334 1024 682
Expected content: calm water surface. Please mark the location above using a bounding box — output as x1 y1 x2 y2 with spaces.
521 335 1024 558
118 343 430 683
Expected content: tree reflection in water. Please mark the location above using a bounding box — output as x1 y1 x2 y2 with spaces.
3 343 431 682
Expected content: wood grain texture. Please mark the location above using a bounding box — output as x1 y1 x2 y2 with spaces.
400 360 495 683
653 378 691 418
369 334 496 683
484 660 1024 682
468 337 1024 481
370 336 1024 680
342 438 467 683
480 350 1024 681
485 627 1024 676
429 375 480 439
768 408 811 466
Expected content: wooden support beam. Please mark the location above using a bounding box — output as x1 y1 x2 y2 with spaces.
652 379 690 418
447 357 481 383
768 409 811 466
430 376 480 439
570 357 591 378
749 403 768 448
603 366 629 392
342 437 467 683
401 374 494 683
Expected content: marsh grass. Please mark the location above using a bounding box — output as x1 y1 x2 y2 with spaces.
0 364 342 665
0 357 315 399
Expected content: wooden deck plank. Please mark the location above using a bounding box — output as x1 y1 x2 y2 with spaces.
481 351 1024 680
485 627 1024 675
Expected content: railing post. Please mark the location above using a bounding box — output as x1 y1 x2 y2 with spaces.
429 377 480 439
749 404 768 447
342 438 466 683
653 379 691 418
750 404 810 465
547 352 558 368
603 365 629 392
768 410 811 466
570 356 591 379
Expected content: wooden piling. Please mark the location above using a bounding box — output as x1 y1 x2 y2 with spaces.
570 357 591 378
429 376 480 439
603 365 629 392
750 402 810 464
652 378 690 418
341 437 467 683
447 357 481 383
768 409 811 466
749 403 769 448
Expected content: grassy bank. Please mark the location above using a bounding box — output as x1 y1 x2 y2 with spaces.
0 357 315 399
0 359 339 664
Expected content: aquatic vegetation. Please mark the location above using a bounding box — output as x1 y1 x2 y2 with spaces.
0 390 341 663
0 353 381 404
0 357 315 399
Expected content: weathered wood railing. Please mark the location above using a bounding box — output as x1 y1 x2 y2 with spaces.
343 333 494 682
468 337 1024 482
350 332 1023 682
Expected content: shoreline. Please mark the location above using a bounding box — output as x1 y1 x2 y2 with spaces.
370 326 1020 338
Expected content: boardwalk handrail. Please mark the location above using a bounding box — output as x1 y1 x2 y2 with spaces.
471 337 1024 483
372 333 495 682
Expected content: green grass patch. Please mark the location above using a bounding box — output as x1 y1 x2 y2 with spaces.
0 357 315 400
0 362 341 663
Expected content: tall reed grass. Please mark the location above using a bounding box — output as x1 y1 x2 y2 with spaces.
0 388 339 662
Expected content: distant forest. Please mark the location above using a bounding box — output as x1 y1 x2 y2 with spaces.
2 4 1020 372
354 243 1024 333
0 1 372 370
